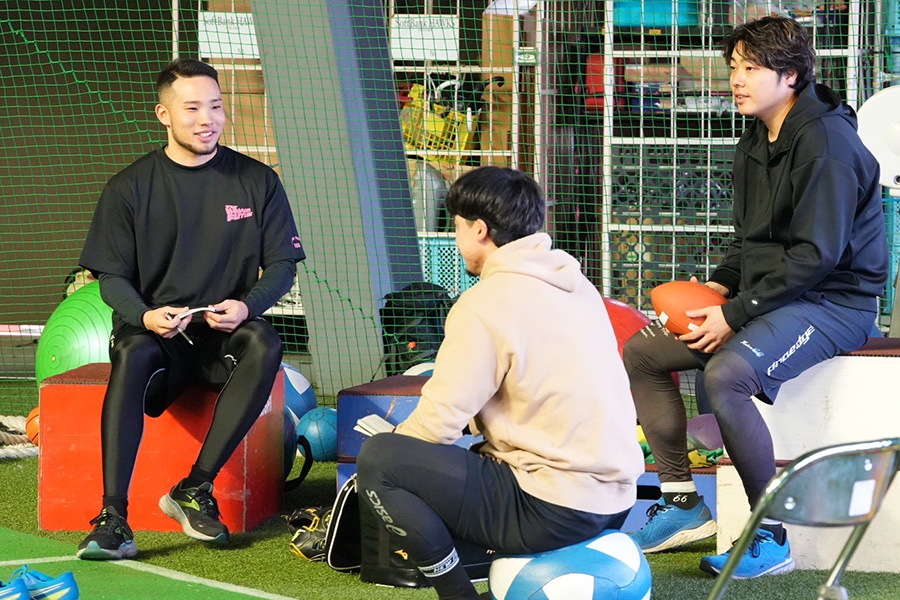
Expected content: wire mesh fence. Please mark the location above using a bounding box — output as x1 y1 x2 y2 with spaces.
0 0 893 416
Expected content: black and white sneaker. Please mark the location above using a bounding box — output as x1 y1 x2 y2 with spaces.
76 506 138 560
159 481 229 544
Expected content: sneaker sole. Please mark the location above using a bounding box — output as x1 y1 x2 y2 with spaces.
641 519 718 553
76 539 138 560
159 494 229 544
701 557 795 578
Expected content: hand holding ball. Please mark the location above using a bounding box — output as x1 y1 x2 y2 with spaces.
650 281 727 335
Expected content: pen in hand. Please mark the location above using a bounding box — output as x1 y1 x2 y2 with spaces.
164 311 193 345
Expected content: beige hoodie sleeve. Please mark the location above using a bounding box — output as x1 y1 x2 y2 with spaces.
394 300 501 444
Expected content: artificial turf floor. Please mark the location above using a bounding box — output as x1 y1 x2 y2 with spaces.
1 456 899 599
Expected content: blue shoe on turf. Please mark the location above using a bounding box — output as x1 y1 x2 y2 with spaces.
630 497 718 553
700 529 795 579
8 564 80 600
0 577 29 600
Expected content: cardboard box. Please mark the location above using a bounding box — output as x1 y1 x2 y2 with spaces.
624 62 675 83
480 13 515 166
481 13 516 71
679 56 731 92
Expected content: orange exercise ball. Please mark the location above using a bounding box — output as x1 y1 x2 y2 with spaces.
25 406 40 446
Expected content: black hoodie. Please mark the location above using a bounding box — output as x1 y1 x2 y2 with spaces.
709 81 888 331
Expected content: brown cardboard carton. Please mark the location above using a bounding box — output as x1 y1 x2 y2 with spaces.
482 13 516 71
679 56 731 92
480 13 515 166
624 62 676 83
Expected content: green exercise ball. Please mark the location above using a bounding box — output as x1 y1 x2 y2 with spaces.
35 281 113 383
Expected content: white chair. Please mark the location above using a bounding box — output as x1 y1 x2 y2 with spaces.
708 437 900 600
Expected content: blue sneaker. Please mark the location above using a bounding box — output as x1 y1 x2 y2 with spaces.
8 565 79 600
0 577 29 600
700 529 795 578
630 497 717 553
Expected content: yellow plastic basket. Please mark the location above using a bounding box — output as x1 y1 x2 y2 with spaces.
400 84 478 163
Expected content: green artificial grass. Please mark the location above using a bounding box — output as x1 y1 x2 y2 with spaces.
0 378 40 416
1 456 899 599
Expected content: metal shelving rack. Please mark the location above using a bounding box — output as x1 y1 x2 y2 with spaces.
387 0 540 295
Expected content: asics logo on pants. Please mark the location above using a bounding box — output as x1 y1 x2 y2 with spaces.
365 490 407 536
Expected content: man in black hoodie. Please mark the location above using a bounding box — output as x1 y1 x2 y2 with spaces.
625 16 888 578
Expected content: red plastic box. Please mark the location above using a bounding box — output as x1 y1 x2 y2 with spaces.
38 363 284 532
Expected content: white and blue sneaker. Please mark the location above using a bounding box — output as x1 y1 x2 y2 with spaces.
630 497 718 553
0 576 29 600
700 529 795 578
7 565 80 600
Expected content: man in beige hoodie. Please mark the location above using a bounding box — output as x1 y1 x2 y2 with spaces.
357 166 644 600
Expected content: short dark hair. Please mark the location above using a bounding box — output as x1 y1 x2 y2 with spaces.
444 166 545 247
156 58 219 101
722 16 816 90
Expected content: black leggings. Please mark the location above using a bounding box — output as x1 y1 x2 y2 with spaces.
356 433 628 568
623 322 773 506
101 318 283 507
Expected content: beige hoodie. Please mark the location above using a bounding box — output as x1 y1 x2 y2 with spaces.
396 232 644 515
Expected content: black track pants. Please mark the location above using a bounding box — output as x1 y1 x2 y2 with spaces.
101 318 283 504
356 433 628 568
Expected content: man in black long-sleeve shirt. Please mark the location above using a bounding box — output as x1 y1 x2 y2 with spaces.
76 58 305 560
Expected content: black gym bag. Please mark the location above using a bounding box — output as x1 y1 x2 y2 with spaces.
378 282 455 377
325 474 495 587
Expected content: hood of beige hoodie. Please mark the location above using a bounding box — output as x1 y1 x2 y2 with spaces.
480 232 581 291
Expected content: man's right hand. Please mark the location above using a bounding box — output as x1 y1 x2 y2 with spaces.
142 306 193 338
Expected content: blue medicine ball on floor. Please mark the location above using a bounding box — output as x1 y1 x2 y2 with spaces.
488 530 652 600
282 362 318 421
296 407 338 462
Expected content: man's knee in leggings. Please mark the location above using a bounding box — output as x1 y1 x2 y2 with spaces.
103 334 168 420
703 350 762 412
357 433 401 493
623 327 655 376
230 320 283 368
110 332 165 371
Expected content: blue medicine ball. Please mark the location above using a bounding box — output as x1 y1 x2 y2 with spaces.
489 530 652 600
282 362 317 421
403 361 435 376
296 407 338 462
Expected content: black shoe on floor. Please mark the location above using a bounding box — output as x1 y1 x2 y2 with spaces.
76 506 137 560
159 481 229 544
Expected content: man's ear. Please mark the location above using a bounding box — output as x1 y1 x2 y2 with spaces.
155 103 170 128
784 69 798 88
474 218 491 242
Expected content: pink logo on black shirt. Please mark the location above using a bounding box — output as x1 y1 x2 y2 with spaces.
226 205 253 222
292 236 302 249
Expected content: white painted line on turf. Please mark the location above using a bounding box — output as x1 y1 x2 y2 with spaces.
0 556 297 600
114 560 298 600
0 556 77 567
